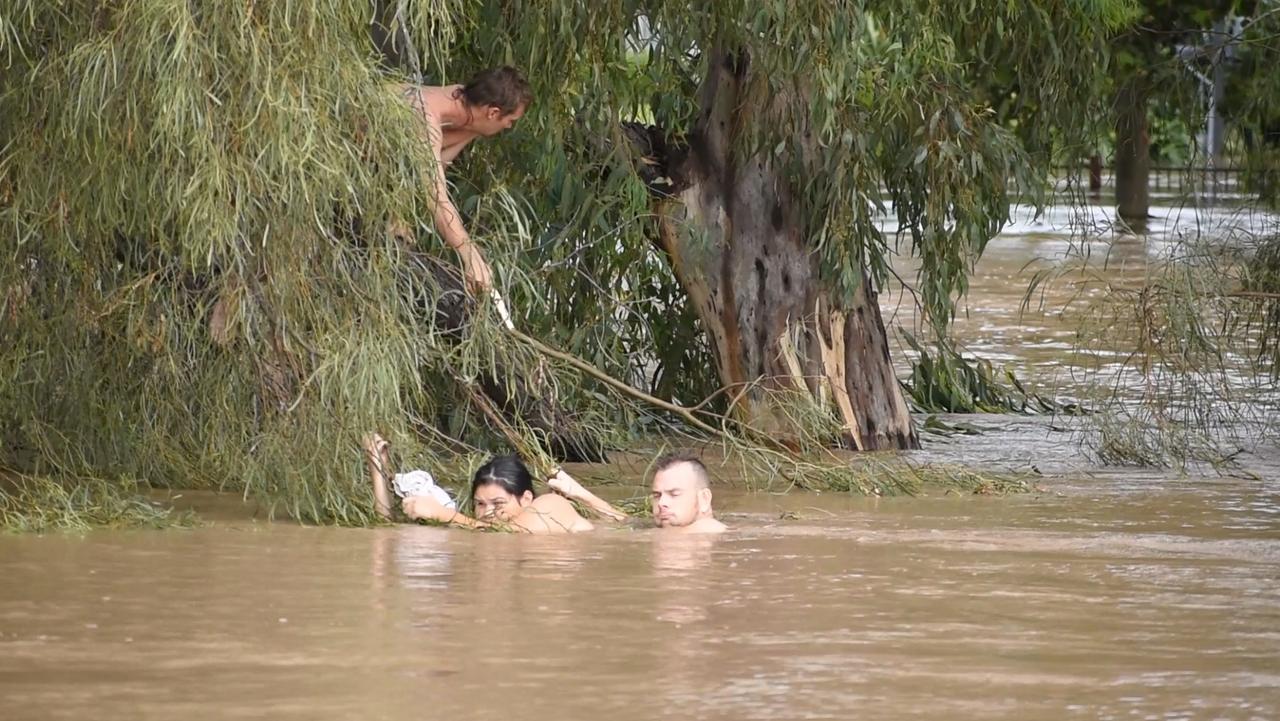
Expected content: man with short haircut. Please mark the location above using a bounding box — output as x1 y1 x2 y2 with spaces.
548 452 727 533
391 66 532 293
649 453 727 533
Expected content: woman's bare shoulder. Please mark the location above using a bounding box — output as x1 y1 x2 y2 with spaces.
514 494 594 534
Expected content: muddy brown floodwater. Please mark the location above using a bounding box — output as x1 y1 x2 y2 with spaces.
1 201 1277 720
1 483 1276 721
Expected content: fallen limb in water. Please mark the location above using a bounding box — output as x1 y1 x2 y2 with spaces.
506 326 786 450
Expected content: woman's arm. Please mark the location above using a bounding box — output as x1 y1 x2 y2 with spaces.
393 474 594 534
547 470 629 522
363 433 394 519
402 495 487 529
404 495 589 533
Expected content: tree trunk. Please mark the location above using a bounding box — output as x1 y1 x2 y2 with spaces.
1089 153 1103 197
647 51 918 450
1115 75 1150 229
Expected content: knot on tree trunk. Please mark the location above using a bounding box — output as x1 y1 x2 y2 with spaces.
621 121 692 198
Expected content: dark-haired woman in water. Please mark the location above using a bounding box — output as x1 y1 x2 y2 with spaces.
363 433 593 534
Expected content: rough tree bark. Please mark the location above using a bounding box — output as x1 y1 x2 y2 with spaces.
1115 74 1151 229
635 51 918 450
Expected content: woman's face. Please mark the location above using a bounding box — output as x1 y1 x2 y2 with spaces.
473 483 531 521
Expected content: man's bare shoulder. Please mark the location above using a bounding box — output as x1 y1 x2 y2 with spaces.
683 517 728 534
391 83 439 122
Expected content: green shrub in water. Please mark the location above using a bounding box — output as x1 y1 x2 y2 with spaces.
1 473 191 533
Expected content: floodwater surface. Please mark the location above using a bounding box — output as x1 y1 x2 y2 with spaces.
1 482 1276 720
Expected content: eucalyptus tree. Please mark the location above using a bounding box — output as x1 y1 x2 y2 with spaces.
1 1 1127 522
440 1 1128 449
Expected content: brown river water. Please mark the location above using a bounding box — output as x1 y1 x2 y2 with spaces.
2 200 1278 720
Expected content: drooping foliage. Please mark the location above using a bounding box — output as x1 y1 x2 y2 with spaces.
1 1 1129 524
448 1 1133 355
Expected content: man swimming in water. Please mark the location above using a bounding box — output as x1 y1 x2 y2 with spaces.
550 452 728 534
391 66 531 293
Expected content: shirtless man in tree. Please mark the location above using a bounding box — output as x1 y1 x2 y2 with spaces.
549 452 728 534
392 66 531 293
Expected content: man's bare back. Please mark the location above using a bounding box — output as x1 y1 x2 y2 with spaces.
397 84 482 165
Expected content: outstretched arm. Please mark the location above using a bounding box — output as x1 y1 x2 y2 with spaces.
403 495 591 534
547 469 629 522
423 120 492 293
363 433 394 519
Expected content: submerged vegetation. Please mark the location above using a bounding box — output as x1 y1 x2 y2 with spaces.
0 473 192 533
1016 3 1280 471
1242 233 1280 378
1028 219 1280 470
898 331 1083 415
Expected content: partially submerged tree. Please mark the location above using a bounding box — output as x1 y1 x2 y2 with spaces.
1 1 1127 523
1107 1 1278 225
448 1 1127 448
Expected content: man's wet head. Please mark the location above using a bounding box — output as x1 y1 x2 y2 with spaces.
458 66 531 136
650 453 714 528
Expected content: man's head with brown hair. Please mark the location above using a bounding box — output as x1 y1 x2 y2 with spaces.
650 452 715 528
460 66 532 114
455 66 532 136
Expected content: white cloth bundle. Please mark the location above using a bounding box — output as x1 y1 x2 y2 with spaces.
391 470 457 509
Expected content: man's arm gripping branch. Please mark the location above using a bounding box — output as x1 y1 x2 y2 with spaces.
424 118 493 293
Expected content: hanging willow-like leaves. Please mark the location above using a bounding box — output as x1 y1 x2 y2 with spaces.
442 0 1133 374
2 1 1133 524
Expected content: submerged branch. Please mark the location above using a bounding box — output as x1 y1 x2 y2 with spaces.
506 326 791 452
